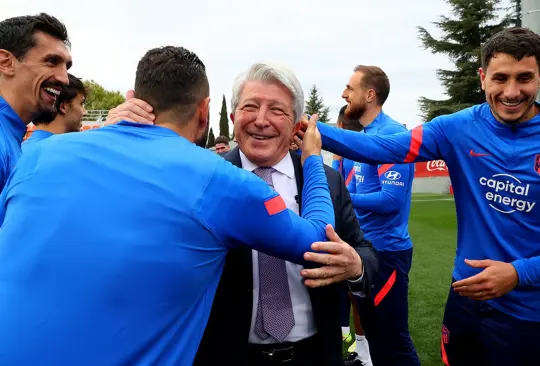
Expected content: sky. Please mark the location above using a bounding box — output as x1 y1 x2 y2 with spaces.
1 0 459 131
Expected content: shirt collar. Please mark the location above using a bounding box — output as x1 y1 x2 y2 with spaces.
30 130 54 140
239 149 295 179
0 96 27 144
364 110 386 132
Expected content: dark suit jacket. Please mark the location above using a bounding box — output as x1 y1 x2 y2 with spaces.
194 148 378 366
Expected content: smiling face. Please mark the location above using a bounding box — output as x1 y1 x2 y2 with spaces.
480 53 540 124
232 80 295 167
61 92 87 133
342 71 370 120
10 31 72 122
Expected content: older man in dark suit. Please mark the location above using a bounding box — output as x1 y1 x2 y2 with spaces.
105 62 378 366
194 62 378 366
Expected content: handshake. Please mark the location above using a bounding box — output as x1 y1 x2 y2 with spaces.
292 114 321 164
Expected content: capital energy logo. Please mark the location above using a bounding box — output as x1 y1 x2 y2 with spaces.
479 173 535 213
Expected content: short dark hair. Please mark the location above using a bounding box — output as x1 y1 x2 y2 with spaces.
215 136 230 145
338 105 363 132
34 73 86 125
0 13 70 60
353 65 390 106
56 74 87 111
481 27 540 70
134 46 209 123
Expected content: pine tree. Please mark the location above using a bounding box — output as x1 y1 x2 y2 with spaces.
304 85 330 122
207 127 216 148
219 95 230 138
506 0 521 27
417 0 509 121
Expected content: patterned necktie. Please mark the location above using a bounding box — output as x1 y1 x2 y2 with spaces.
252 167 295 342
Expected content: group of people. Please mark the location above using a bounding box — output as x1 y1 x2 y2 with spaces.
0 12 538 366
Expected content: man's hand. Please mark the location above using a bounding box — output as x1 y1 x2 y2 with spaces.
300 225 363 288
295 114 320 164
104 90 155 125
452 259 519 301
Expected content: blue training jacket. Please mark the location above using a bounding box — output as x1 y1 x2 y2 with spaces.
346 111 414 252
0 121 334 365
317 103 540 322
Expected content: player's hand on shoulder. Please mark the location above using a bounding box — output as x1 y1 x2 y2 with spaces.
104 90 155 126
300 225 363 288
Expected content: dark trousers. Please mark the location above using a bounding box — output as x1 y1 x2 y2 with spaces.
247 334 325 366
339 284 351 328
441 282 540 366
356 248 420 366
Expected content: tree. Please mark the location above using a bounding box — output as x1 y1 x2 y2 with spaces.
83 80 125 110
417 0 510 121
219 94 230 138
207 127 216 148
506 0 521 27
305 85 330 122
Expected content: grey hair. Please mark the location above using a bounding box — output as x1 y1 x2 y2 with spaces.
230 62 304 123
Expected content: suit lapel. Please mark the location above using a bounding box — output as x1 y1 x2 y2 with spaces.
290 151 304 215
225 147 255 291
225 146 242 168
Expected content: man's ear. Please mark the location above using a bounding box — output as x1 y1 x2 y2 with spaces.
479 67 486 91
366 89 376 104
230 112 234 123
0 50 16 77
59 101 68 114
199 97 210 128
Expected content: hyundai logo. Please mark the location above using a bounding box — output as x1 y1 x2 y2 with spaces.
384 171 401 180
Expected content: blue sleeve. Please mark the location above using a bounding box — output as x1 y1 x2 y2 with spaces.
349 163 412 214
512 257 540 287
316 116 452 164
195 155 335 265
347 125 414 214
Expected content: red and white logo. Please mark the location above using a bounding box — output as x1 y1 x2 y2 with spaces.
426 160 448 172
535 154 540 175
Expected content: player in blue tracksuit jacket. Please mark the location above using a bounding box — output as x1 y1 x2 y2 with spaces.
0 14 72 192
347 110 418 366
335 67 419 366
329 106 371 362
304 28 540 366
0 46 335 366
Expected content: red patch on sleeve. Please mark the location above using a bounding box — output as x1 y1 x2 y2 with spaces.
265 195 287 216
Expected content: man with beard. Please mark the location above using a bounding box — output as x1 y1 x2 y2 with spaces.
0 46 335 366
340 66 418 366
0 13 71 191
23 73 87 154
295 28 540 366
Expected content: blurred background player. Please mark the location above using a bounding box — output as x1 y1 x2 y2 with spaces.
214 135 230 156
342 65 418 366
331 106 372 366
23 73 87 154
